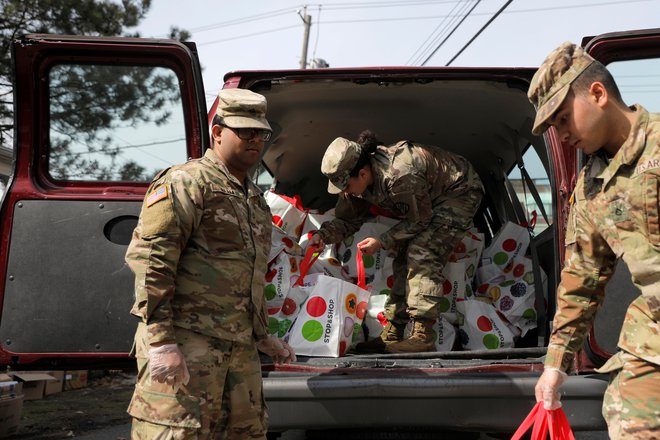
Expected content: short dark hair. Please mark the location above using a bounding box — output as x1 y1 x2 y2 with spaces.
212 114 223 127
571 61 624 104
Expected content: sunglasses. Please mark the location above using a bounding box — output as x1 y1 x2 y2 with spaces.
222 125 272 141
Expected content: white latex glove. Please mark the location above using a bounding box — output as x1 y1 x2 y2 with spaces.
148 343 190 390
535 368 567 410
257 335 297 364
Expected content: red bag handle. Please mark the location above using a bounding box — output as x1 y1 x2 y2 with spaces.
511 402 575 440
293 244 321 287
355 250 367 290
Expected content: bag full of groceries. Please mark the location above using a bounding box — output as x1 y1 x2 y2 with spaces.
264 190 308 239
287 252 372 357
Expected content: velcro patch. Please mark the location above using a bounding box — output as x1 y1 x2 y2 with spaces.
146 185 168 207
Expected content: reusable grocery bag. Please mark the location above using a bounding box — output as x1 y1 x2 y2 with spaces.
269 224 303 264
264 191 308 239
362 293 388 340
438 261 467 325
476 256 547 336
511 402 576 440
458 299 515 350
449 227 485 282
299 230 344 279
267 246 321 338
287 252 372 357
481 221 530 270
338 222 391 282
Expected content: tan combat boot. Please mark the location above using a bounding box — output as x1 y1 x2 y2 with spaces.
353 321 406 354
385 318 435 353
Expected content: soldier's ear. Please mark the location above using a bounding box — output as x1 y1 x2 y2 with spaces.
211 124 223 141
589 81 607 106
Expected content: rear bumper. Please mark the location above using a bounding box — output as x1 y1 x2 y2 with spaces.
264 372 608 433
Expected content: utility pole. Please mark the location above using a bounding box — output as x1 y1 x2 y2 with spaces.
298 6 312 69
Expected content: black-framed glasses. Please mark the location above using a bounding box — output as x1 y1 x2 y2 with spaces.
223 125 272 141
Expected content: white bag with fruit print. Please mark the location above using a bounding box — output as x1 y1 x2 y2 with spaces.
476 256 546 337
287 252 372 357
481 221 530 271
264 191 308 239
458 299 515 350
266 246 320 338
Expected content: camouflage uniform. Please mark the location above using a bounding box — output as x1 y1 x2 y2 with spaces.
528 42 660 438
125 147 272 439
545 105 660 437
318 140 483 322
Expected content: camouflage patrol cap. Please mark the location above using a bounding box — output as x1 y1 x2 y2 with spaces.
321 137 362 194
528 42 595 135
216 88 272 131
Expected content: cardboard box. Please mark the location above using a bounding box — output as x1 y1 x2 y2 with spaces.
0 380 22 399
9 372 57 401
43 371 65 396
64 370 88 391
0 396 23 437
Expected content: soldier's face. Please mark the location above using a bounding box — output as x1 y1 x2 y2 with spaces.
213 124 265 174
549 86 607 156
344 167 371 196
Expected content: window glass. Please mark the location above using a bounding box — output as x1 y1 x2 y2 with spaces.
607 58 660 112
48 64 187 182
507 147 552 235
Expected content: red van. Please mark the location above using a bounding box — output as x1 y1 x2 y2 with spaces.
1 29 658 436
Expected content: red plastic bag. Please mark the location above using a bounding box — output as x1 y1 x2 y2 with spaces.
511 402 576 440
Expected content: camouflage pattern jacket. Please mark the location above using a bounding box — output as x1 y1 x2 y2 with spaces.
546 105 660 371
319 140 482 250
126 149 272 346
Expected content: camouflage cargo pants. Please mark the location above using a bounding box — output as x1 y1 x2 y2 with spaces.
598 350 660 439
385 188 482 323
129 324 267 440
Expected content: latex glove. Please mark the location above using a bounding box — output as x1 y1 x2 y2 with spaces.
148 343 190 390
307 233 325 250
535 368 567 410
357 237 382 256
257 335 297 364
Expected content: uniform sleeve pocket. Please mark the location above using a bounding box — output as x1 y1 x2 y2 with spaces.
643 173 659 246
128 384 202 428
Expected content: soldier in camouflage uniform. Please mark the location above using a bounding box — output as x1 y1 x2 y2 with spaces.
125 88 295 439
528 42 659 439
310 130 483 353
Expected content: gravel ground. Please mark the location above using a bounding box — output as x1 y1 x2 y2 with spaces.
8 370 135 439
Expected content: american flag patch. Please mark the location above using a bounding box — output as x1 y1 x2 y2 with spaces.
146 185 168 207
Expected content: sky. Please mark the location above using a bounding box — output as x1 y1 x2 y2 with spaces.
132 0 660 107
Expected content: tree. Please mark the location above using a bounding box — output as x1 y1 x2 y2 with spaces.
0 0 189 181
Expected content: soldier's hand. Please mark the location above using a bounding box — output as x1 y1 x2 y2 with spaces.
308 233 325 250
257 335 297 364
357 237 382 256
148 343 190 390
535 368 566 410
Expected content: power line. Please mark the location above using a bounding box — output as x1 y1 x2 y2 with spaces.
444 0 513 66
197 25 301 46
407 0 467 65
420 0 482 66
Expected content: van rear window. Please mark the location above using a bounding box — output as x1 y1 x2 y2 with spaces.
47 63 187 182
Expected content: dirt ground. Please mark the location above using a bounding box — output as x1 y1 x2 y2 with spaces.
9 370 136 439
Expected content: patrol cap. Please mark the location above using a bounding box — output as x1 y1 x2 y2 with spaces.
321 137 362 194
216 88 272 131
528 42 595 135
